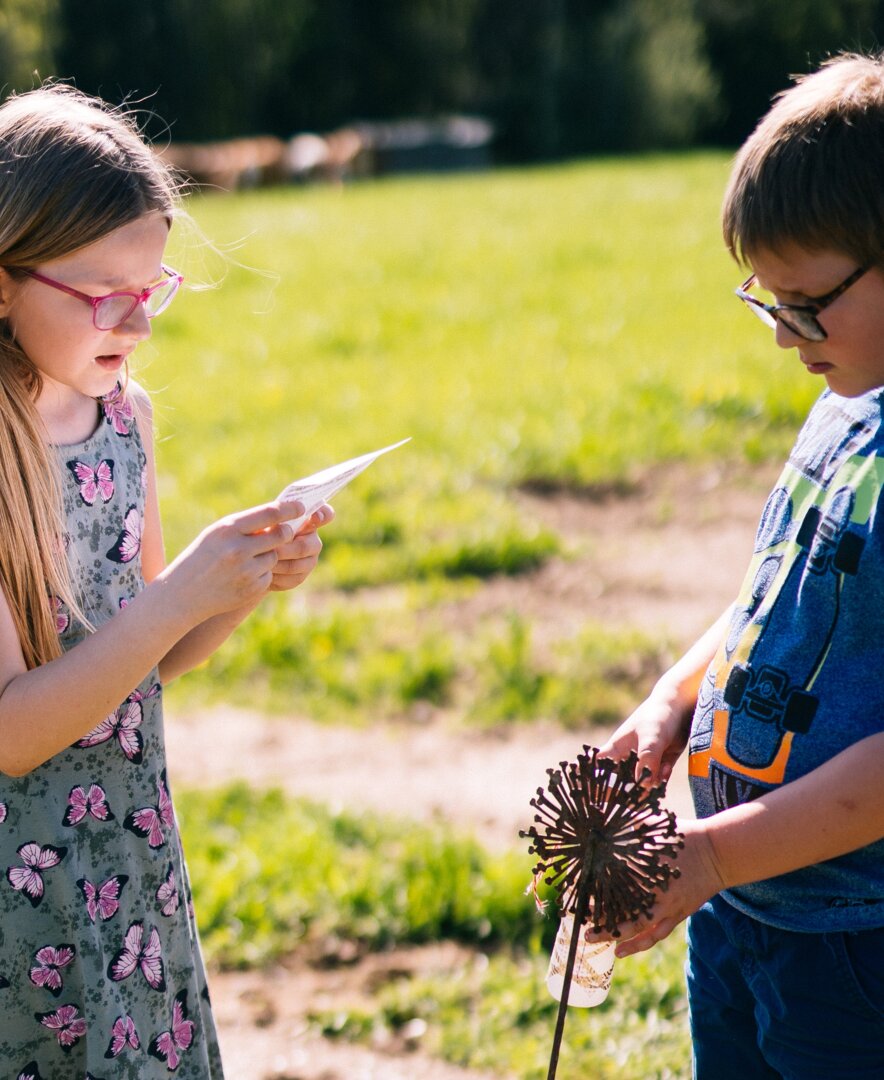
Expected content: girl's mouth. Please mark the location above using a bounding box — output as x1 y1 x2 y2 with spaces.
95 354 127 371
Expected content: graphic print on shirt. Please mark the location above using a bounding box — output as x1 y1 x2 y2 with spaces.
689 439 884 812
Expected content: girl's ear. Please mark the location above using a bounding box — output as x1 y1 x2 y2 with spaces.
0 267 20 318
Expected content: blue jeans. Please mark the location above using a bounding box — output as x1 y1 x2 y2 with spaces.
687 895 884 1079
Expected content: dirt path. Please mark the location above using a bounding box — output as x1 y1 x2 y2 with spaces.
164 462 776 1079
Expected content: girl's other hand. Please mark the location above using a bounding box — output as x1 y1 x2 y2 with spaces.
269 503 334 592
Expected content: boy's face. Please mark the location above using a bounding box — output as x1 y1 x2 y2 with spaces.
750 244 884 398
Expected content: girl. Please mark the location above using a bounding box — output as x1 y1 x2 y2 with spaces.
0 85 330 1077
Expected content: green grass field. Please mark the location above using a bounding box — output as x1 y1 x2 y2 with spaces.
153 151 812 569
154 154 814 1076
149 151 815 723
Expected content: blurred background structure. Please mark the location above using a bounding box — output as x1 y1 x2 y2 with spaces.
4 0 884 187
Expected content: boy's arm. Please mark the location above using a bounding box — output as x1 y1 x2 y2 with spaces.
600 606 732 783
608 730 884 957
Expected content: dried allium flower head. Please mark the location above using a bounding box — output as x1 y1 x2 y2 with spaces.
520 745 684 936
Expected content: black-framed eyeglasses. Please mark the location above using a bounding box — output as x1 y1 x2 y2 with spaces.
17 265 183 331
735 265 869 342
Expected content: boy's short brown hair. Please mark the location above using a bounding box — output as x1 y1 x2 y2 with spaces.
722 52 884 267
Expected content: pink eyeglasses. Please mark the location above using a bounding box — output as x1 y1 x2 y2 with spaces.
18 265 183 331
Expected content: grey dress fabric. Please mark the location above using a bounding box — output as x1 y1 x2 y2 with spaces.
0 388 223 1078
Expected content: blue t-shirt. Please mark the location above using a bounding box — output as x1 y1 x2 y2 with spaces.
689 387 884 932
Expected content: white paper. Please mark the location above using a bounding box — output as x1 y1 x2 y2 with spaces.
278 438 410 532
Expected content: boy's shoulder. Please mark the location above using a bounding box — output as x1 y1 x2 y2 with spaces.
789 388 884 487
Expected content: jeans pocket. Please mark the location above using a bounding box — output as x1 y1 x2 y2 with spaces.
835 926 884 1023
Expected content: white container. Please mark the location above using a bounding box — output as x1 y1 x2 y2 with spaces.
545 915 617 1007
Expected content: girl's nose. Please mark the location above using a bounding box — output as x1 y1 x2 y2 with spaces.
118 302 152 342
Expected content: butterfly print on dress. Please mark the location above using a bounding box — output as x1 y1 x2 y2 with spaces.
102 385 134 436
15 1061 45 1080
50 597 69 635
124 770 174 849
156 865 180 917
66 459 115 505
148 989 195 1071
105 1013 140 1058
35 1003 87 1052
76 684 159 764
62 784 114 827
6 843 67 907
77 874 129 923
106 505 142 564
107 921 166 991
29 944 75 997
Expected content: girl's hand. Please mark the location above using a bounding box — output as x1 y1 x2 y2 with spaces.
269 503 335 592
598 683 692 786
589 817 726 958
159 499 304 624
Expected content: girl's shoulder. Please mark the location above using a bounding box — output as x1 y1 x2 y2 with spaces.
108 378 154 449
123 378 153 425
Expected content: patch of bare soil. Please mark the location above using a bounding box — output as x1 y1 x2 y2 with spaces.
210 944 503 1080
165 462 777 1080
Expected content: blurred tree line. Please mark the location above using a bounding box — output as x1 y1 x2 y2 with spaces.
1 0 883 157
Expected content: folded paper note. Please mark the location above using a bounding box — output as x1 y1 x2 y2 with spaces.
279 438 410 532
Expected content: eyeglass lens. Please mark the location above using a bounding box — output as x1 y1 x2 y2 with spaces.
742 288 825 342
94 277 179 330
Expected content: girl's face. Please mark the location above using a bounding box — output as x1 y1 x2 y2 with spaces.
0 212 170 424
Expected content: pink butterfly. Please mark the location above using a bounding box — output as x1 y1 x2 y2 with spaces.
124 771 174 849
50 596 70 635
156 866 180 917
102 384 134 435
148 990 194 1070
76 685 157 763
63 784 114 827
0 801 7 824
66 459 115 505
29 944 75 996
6 842 66 907
77 874 128 923
107 921 166 991
106 505 142 564
36 1003 87 1051
105 1013 140 1058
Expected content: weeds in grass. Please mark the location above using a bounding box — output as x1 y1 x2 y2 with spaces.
172 600 671 727
181 783 690 1077
309 918 690 1080
179 784 544 969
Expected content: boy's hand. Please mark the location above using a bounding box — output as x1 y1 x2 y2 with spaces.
599 684 691 785
587 817 726 958
269 503 334 592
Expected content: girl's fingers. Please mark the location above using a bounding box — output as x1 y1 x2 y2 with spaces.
234 499 305 536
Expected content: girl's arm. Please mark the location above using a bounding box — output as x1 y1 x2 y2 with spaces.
132 386 330 683
599 606 732 783
604 730 884 957
0 495 294 775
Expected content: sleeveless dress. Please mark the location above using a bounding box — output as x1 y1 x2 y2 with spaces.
0 388 224 1079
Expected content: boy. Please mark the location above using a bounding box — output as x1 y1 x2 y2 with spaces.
599 52 884 1079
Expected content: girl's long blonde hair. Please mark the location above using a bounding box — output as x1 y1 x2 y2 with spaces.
0 84 180 669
